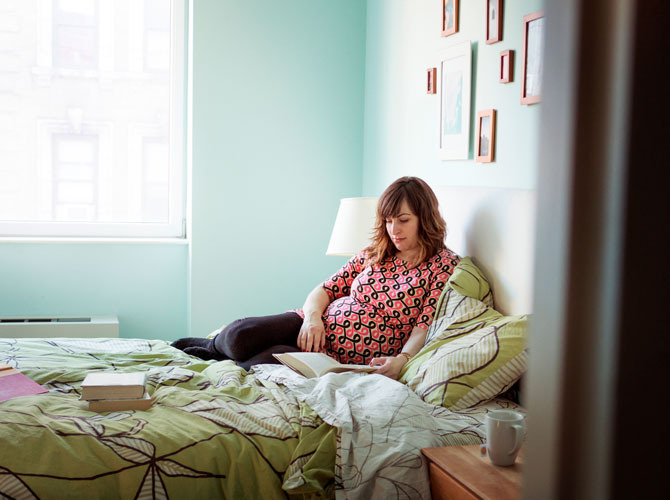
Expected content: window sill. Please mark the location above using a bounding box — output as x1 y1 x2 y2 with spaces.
0 237 188 245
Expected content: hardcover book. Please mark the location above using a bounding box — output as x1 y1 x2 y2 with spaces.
0 363 49 402
272 352 377 379
87 392 153 412
80 371 146 401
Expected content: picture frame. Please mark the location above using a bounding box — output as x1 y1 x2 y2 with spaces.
438 41 472 160
499 50 513 83
486 0 503 44
442 0 458 37
475 109 496 163
521 10 545 104
427 67 437 94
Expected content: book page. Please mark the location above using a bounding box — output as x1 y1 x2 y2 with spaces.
275 352 376 378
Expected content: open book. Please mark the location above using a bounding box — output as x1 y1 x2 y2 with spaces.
273 352 377 378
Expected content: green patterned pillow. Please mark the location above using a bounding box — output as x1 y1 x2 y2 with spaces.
399 302 528 409
424 256 493 344
399 257 527 409
440 256 493 305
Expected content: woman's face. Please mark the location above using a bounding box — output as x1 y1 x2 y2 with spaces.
385 200 420 255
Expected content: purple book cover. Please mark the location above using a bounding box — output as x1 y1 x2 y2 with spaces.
0 365 49 402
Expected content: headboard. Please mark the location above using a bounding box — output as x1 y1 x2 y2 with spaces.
433 186 536 316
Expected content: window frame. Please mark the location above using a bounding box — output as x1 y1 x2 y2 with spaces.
0 0 186 239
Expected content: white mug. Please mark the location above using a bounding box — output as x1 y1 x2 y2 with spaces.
484 410 525 466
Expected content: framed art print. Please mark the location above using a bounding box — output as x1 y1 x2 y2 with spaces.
427 67 437 94
442 0 458 37
486 0 503 44
438 41 472 160
500 50 513 83
521 10 545 104
475 109 496 163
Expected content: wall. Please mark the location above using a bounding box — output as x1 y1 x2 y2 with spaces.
0 241 188 340
362 0 544 195
189 0 367 336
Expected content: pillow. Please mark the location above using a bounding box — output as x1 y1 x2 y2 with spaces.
424 256 493 344
439 256 493 305
399 257 528 410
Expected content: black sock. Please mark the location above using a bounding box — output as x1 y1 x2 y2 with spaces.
171 337 213 351
183 346 228 361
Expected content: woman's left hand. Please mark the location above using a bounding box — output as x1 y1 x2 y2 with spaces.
369 356 408 380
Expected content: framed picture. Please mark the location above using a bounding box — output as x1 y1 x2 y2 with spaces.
486 0 503 44
475 109 496 163
442 0 458 37
438 41 472 160
521 11 545 104
500 50 513 83
427 67 437 94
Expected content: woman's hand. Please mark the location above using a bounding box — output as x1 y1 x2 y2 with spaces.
297 315 327 353
369 355 408 380
299 286 331 353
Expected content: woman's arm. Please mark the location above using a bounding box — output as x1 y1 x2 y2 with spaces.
369 326 428 379
297 285 331 353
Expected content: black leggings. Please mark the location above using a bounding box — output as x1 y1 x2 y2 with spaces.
214 312 303 370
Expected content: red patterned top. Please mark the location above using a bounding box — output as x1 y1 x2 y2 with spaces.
298 248 459 364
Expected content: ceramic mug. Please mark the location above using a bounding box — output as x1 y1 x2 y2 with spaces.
484 410 525 466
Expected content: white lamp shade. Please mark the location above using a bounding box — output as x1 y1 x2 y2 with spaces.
326 197 379 257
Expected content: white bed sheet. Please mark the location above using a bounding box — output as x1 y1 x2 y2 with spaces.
254 364 521 500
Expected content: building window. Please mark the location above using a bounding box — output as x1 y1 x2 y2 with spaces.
52 134 100 221
0 0 185 238
142 138 169 222
52 0 99 70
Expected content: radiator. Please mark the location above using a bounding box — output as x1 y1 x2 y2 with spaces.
0 315 119 338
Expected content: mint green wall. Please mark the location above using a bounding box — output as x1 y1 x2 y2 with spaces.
362 0 544 195
0 242 188 340
189 0 366 336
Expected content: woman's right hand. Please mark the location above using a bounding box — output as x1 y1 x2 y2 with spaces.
298 285 331 353
297 315 327 353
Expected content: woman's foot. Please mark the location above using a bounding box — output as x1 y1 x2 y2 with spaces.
171 337 213 351
183 346 227 361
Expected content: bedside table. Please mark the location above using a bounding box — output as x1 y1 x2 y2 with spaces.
421 445 523 500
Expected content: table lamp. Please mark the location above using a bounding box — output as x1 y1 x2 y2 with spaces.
326 197 378 257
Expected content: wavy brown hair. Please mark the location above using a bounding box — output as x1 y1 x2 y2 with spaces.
364 177 446 267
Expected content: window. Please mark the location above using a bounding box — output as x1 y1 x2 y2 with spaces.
0 0 186 238
53 0 99 70
52 134 100 221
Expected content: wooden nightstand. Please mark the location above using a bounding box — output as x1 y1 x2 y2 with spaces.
421 445 523 500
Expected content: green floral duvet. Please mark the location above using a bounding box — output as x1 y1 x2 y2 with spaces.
0 338 336 499
1 337 518 500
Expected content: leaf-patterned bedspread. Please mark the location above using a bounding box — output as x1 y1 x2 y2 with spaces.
0 338 336 499
0 338 520 499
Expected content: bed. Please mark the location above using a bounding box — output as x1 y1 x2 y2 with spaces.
0 187 535 499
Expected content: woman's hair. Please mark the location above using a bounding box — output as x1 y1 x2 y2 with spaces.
364 176 446 266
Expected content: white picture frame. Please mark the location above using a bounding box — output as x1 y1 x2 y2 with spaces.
438 41 472 160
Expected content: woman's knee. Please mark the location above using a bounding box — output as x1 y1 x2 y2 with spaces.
215 318 257 359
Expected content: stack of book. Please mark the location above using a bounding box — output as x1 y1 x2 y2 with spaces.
80 372 152 412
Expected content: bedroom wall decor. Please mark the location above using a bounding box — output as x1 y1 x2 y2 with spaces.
441 0 458 37
486 0 503 44
438 41 472 160
427 67 437 94
475 109 496 163
521 10 545 104
500 50 514 83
